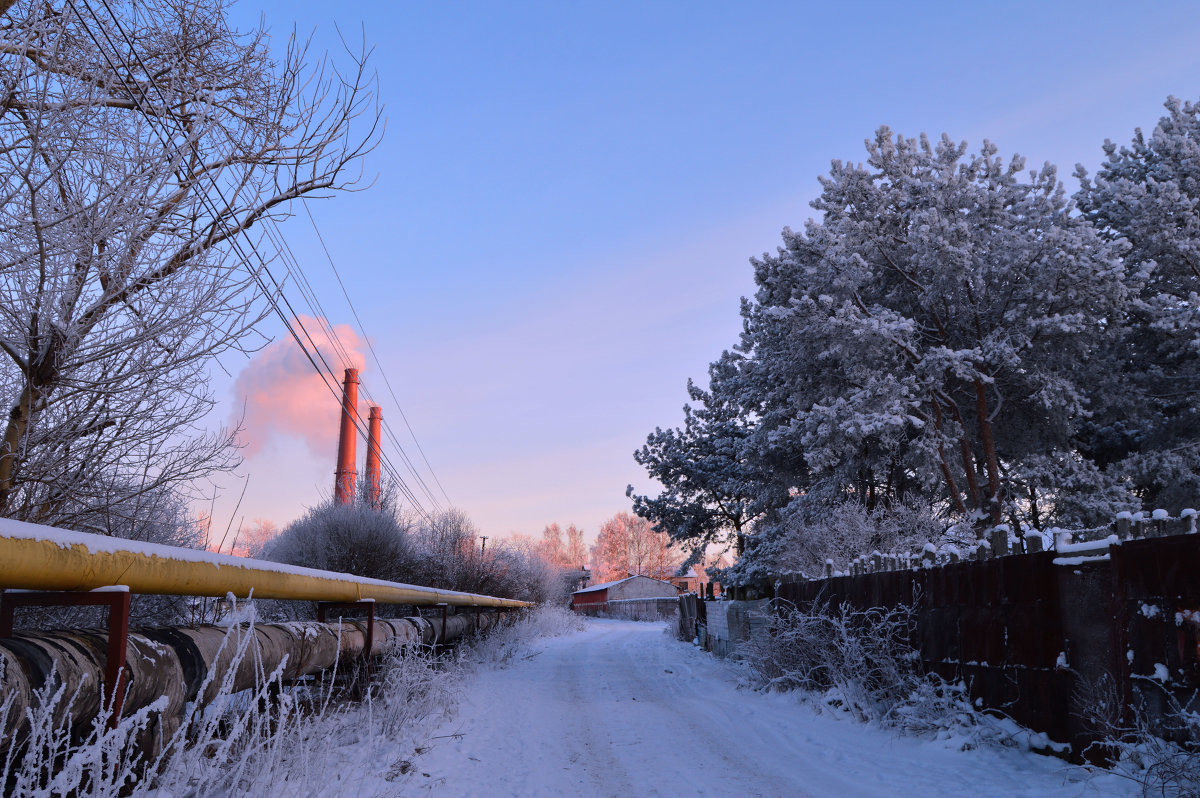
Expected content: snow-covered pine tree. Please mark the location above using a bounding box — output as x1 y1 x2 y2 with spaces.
684 128 1136 576
628 350 792 561
1075 96 1200 512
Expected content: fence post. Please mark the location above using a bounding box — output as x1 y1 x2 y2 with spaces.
990 526 1010 557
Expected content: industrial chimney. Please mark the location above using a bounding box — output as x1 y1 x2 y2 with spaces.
334 368 359 505
365 406 382 509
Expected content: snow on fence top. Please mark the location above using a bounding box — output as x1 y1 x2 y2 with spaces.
0 516 531 608
795 508 1197 581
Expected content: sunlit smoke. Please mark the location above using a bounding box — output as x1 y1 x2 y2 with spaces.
230 316 367 459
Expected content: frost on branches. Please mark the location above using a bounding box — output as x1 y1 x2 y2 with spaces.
1076 96 1200 512
590 511 681 584
627 351 793 563
0 0 376 536
634 116 1200 579
744 128 1132 528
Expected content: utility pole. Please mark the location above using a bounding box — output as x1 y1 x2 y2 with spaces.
480 536 488 556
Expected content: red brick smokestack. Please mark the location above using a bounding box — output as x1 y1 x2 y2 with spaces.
334 368 359 505
365 406 382 509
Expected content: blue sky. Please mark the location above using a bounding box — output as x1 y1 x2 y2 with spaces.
208 1 1200 544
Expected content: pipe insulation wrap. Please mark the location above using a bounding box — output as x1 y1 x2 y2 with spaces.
0 611 510 752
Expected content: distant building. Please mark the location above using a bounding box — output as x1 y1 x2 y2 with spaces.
560 567 591 595
570 574 679 614
668 567 703 595
667 558 727 597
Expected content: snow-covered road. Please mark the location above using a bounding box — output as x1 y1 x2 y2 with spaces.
407 619 1135 797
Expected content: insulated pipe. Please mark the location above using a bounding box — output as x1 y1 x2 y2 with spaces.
0 610 508 753
334 367 359 505
365 405 382 509
0 519 532 608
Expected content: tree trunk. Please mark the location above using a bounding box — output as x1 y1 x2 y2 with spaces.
0 378 45 513
930 397 967 515
974 378 1004 526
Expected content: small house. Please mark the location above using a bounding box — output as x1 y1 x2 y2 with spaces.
668 559 726 597
560 567 592 595
570 574 679 614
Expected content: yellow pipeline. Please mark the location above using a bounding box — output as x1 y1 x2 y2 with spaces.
0 518 531 608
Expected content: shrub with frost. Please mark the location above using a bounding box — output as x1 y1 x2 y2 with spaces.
261 501 419 585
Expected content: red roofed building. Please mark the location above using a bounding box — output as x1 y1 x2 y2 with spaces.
570 574 679 614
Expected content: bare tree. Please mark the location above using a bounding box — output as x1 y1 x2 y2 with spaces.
0 0 378 533
411 507 487 590
229 516 277 558
564 523 586 569
538 522 566 567
536 522 587 570
591 511 680 583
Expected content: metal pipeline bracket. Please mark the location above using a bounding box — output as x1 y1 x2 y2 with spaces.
316 599 376 667
0 586 131 728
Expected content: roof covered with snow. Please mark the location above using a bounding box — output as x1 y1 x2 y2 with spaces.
572 574 676 595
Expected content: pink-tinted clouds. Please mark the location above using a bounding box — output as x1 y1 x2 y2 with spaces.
230 316 366 459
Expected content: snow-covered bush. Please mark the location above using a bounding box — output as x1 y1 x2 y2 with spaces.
483 540 568 605
741 599 923 723
740 598 1010 751
405 507 484 591
260 502 562 610
456 606 583 669
405 507 567 603
1076 673 1200 796
739 498 941 580
261 500 419 584
371 646 460 741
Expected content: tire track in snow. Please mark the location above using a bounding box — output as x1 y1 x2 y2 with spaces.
407 619 1133 798
557 628 636 797
409 621 815 797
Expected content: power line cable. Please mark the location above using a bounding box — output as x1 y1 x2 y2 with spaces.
301 200 454 505
78 2 439 520
258 218 446 510
65 0 438 522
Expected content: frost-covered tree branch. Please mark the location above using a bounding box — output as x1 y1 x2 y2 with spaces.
0 0 379 532
1075 96 1200 511
635 113 1200 577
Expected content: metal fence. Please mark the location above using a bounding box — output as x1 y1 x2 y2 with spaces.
692 532 1200 756
575 597 679 621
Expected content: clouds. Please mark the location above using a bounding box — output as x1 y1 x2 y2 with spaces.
230 316 366 460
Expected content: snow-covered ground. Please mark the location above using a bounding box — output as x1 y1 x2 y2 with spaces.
404 619 1136 798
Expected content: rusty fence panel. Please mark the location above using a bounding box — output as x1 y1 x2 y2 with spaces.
770 535 1200 755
